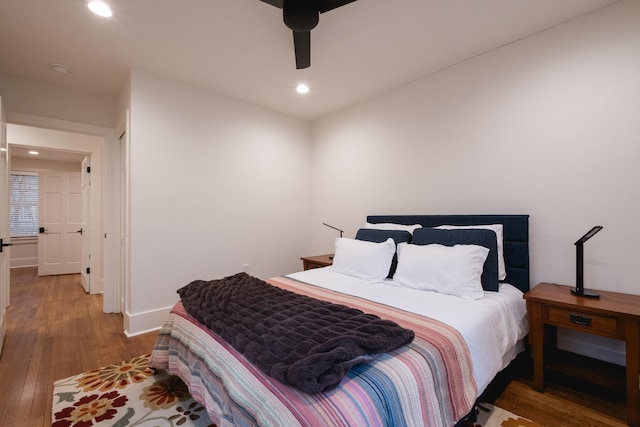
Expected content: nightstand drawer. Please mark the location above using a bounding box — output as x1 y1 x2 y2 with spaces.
301 254 333 271
304 260 328 270
546 306 621 337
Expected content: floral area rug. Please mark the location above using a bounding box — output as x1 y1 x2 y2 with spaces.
52 354 215 427
53 354 539 427
464 403 542 427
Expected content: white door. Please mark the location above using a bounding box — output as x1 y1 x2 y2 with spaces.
38 171 83 276
80 156 91 292
0 97 9 356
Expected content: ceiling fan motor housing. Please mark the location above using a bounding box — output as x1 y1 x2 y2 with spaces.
283 7 319 32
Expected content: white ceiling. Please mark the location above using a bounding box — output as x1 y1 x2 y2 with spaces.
0 0 619 121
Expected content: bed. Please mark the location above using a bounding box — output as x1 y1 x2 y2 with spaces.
149 214 529 427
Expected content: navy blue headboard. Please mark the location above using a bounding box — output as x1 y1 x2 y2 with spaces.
366 215 530 293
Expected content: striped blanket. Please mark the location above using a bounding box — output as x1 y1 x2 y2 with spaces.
149 276 477 426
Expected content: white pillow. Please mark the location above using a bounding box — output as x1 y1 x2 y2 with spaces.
394 243 488 300
435 224 506 280
331 237 396 282
364 222 422 234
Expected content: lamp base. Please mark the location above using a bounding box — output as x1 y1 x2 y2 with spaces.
571 288 600 298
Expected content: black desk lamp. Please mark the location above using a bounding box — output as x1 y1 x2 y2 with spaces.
572 226 603 298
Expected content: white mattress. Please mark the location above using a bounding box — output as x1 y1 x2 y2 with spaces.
287 267 529 396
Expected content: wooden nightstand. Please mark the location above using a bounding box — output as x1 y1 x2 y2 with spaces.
301 254 333 270
524 282 640 427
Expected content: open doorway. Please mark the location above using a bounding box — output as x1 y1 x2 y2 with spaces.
5 122 111 307
2 112 121 317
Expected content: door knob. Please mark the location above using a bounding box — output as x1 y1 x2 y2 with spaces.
76 228 83 235
0 238 12 253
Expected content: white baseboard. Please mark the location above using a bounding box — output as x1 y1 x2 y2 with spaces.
10 258 37 268
123 305 173 337
557 328 626 366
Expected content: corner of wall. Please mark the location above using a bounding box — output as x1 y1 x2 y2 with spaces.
123 305 174 337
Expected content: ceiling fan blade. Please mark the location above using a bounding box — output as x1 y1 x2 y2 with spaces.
260 0 283 8
319 0 357 13
293 31 311 69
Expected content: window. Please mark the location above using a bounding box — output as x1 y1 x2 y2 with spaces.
10 173 39 238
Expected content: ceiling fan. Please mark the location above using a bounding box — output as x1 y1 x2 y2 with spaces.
260 0 357 69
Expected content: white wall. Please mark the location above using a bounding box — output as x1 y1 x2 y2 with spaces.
310 1 639 365
0 72 116 128
312 1 639 294
125 70 311 334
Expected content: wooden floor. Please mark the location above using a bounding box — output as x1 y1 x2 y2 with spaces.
0 267 629 427
486 354 628 427
0 267 158 427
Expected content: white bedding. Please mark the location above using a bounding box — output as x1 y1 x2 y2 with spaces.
286 266 528 396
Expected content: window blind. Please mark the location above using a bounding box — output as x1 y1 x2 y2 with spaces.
10 173 39 238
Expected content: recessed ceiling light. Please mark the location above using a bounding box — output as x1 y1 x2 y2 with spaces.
50 63 71 74
29 151 40 156
88 1 113 17
296 84 310 94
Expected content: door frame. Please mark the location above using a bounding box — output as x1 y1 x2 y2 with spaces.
6 111 119 313
117 114 129 315
81 156 91 292
0 96 8 355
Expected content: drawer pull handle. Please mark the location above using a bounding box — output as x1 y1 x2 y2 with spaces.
570 314 592 326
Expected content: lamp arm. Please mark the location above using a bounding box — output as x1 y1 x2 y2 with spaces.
322 222 344 237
